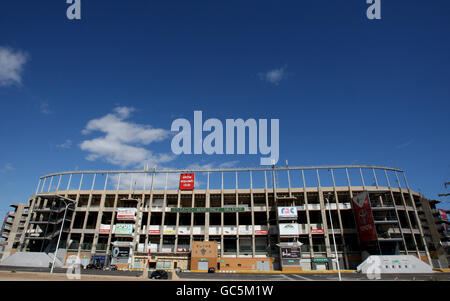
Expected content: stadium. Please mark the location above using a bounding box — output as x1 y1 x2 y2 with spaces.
2 164 447 272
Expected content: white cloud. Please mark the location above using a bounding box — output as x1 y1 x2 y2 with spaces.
395 140 414 149
80 106 173 168
0 47 28 86
40 102 52 115
56 139 72 149
218 161 239 169
0 163 14 173
258 65 288 85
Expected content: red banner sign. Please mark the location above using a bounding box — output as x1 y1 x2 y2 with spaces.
179 173 195 190
352 191 377 242
311 229 324 234
439 209 448 221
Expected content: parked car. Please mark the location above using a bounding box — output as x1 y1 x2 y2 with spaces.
150 270 169 279
86 263 103 270
208 267 215 273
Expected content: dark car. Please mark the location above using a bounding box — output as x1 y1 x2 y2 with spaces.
208 267 215 273
150 270 169 279
86 263 103 270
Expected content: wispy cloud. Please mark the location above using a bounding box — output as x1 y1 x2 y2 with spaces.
80 106 173 168
0 46 28 87
40 101 52 115
56 139 72 149
258 65 289 85
218 161 239 168
108 163 224 190
395 140 414 149
0 163 14 173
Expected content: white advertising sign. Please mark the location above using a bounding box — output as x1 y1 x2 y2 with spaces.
99 224 111 234
279 223 300 236
278 207 298 218
114 224 134 235
117 208 136 220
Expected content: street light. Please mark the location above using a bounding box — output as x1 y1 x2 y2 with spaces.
325 192 341 281
50 198 72 273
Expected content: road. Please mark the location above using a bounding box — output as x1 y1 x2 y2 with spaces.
177 272 450 281
0 265 142 277
0 266 449 281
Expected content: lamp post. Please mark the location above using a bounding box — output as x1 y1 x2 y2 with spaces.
50 198 71 273
325 192 341 281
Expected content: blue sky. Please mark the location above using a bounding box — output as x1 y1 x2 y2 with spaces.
0 0 449 218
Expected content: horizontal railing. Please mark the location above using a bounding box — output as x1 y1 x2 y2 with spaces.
34 165 413 195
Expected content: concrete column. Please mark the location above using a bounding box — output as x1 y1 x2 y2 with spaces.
205 172 210 241
385 170 408 253
189 186 195 253
317 170 332 258
220 172 224 258
235 171 239 257
105 193 119 256
91 194 106 254
66 194 80 251
395 172 420 257
22 196 39 251
78 192 93 255
303 170 314 260
174 189 181 252
331 169 349 269
145 171 155 254
159 173 169 253
403 172 432 264
250 171 256 257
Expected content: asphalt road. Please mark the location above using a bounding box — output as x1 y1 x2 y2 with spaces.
0 266 448 281
0 265 142 277
178 272 450 281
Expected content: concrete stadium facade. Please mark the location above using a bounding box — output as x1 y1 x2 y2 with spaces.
16 165 440 271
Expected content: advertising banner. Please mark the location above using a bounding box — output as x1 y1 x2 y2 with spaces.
439 209 448 221
112 246 130 258
281 247 301 259
352 191 377 242
255 226 269 235
311 229 324 234
99 224 111 234
170 207 245 213
180 173 195 190
117 208 136 220
114 224 134 235
278 207 298 219
279 223 299 236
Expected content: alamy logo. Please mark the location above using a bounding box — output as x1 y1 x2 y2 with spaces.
171 111 279 165
65 255 81 280
366 256 382 280
66 0 81 20
366 0 381 20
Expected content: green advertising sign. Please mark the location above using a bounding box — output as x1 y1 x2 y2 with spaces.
170 207 246 213
313 258 329 263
